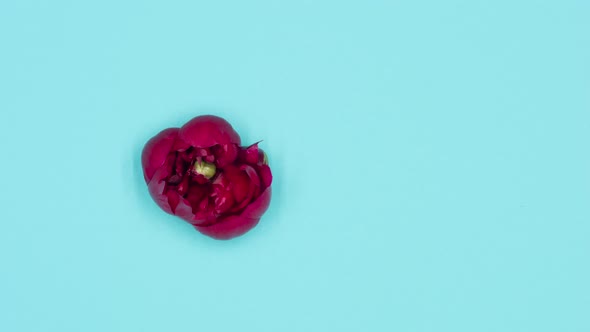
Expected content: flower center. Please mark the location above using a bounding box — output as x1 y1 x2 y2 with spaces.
192 160 216 179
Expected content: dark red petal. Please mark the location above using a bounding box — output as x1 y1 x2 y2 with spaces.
211 173 234 214
181 149 196 162
185 185 208 209
193 174 210 185
212 171 230 188
223 165 250 203
194 215 261 240
236 164 261 208
257 148 267 164
193 188 272 240
232 174 250 203
174 153 187 175
171 137 191 151
212 144 239 168
214 190 234 214
142 128 179 183
168 174 182 185
195 148 209 157
257 164 273 189
178 115 241 148
147 168 173 214
176 175 190 196
239 143 260 165
174 195 196 221
241 164 261 187
166 191 195 221
163 153 176 178
240 187 272 219
194 197 217 221
167 191 180 211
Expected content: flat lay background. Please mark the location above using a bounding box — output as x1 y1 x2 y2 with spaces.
1 1 589 331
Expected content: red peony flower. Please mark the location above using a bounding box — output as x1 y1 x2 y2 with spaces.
141 115 272 240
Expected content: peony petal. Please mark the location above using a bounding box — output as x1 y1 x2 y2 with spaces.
178 115 241 148
223 165 250 203
167 191 180 211
176 175 190 196
171 136 191 151
241 164 261 187
214 190 234 214
165 191 194 220
194 196 218 222
240 187 272 219
174 153 187 175
233 176 249 203
174 195 195 221
194 215 261 240
142 128 179 183
212 143 239 168
239 143 260 165
257 149 266 164
168 174 182 185
193 188 271 240
193 174 210 185
212 171 230 188
147 168 173 214
230 165 261 212
210 173 234 214
195 148 209 157
257 164 273 189
185 184 208 208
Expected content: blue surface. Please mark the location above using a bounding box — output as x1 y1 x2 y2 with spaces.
1 1 589 331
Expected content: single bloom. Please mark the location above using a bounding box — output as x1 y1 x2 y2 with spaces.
141 115 272 240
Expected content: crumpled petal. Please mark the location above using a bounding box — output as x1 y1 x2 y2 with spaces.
193 188 272 240
231 164 261 212
194 216 261 240
142 128 179 183
174 195 196 221
240 187 271 219
239 143 260 165
223 165 250 203
257 164 273 189
178 115 241 148
166 191 195 220
211 173 235 214
214 190 234 215
171 136 191 151
147 168 173 214
212 143 239 168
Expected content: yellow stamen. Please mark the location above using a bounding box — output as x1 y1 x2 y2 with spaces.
193 160 216 179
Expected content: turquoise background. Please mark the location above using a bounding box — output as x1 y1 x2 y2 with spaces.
1 0 589 331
